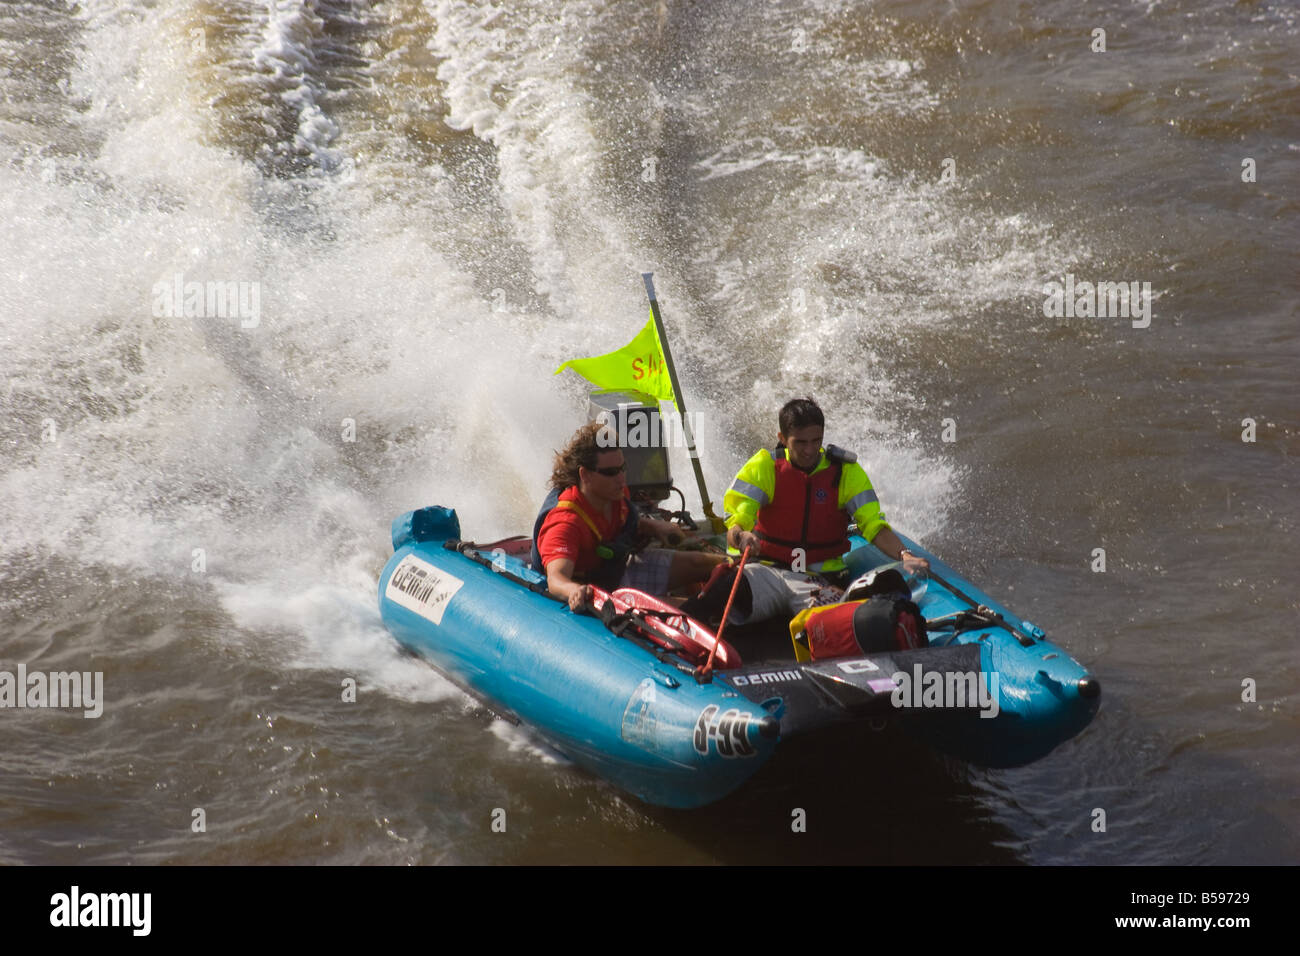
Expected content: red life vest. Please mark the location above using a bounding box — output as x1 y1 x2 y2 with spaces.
753 447 849 566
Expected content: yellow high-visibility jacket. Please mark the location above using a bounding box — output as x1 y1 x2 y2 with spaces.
722 446 890 572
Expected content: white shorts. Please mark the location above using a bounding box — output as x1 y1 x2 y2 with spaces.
738 563 844 623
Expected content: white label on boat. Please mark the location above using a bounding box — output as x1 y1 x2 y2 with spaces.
837 659 879 674
386 555 464 626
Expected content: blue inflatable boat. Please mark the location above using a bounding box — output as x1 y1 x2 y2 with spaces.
377 505 1100 810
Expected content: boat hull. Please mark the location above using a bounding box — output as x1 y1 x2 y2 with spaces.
379 509 778 809
378 507 1100 807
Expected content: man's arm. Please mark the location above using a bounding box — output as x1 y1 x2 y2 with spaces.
841 462 930 573
545 558 593 612
538 511 596 611
869 526 930 573
722 449 774 556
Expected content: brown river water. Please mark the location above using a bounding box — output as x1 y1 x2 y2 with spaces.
1 0 1296 864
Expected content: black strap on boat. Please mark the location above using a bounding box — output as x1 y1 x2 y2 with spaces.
840 520 1041 647
444 539 557 599
598 602 687 654
582 601 704 675
922 598 1035 647
449 538 704 673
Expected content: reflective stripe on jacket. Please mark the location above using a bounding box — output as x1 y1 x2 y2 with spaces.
722 445 889 571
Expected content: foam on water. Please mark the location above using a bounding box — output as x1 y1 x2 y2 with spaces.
250 0 346 174
428 0 664 320
2 0 1022 704
3 0 1298 864
487 719 569 767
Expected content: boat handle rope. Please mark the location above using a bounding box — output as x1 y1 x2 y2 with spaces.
848 521 1042 647
923 602 1035 647
593 602 703 676
444 539 558 599
919 568 1038 647
599 602 681 652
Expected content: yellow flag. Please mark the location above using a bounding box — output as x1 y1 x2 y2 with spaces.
554 314 676 407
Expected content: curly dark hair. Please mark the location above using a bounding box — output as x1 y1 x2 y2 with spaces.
550 421 619 492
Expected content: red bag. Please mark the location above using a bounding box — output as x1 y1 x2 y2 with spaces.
803 596 927 660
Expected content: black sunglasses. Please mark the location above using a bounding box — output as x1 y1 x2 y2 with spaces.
590 463 627 476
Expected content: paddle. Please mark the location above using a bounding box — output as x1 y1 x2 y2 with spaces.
694 546 751 682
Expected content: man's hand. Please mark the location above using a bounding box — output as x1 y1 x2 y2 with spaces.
871 528 929 573
900 549 930 574
568 584 594 612
726 525 759 555
640 516 685 547
546 558 595 611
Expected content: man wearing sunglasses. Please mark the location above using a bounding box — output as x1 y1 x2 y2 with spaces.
532 422 726 611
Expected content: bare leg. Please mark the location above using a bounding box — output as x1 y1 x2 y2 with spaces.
667 550 729 592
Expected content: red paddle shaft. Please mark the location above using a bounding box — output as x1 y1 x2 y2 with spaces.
696 546 750 682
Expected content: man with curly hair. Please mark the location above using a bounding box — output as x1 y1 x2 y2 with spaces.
531 422 726 611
